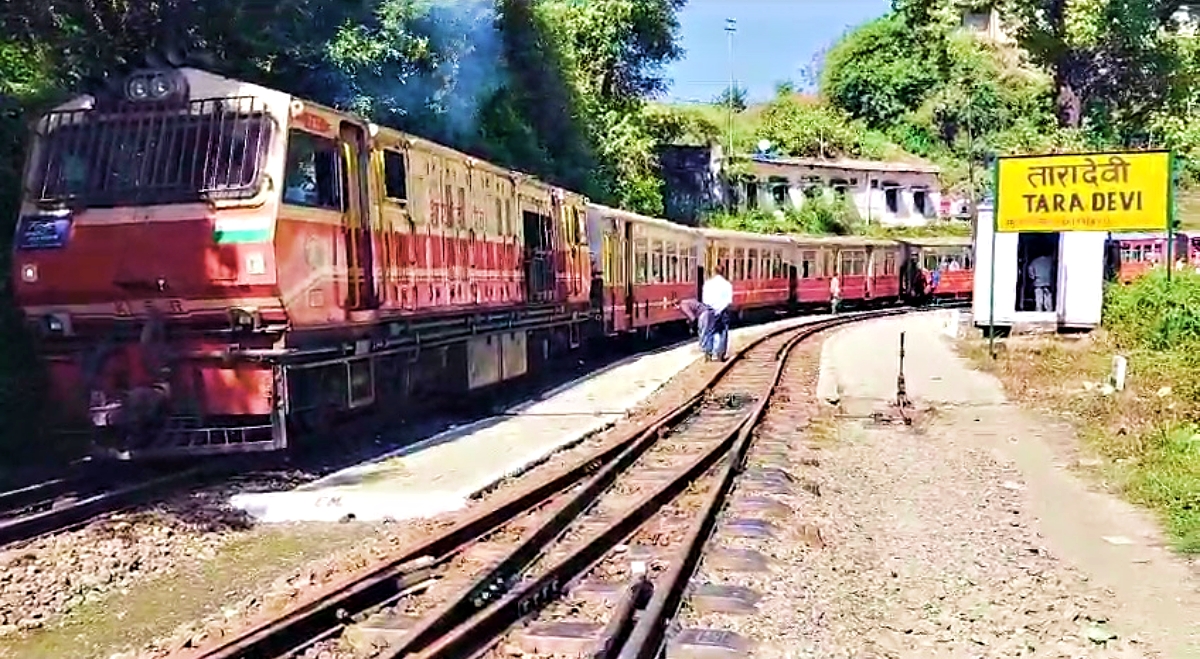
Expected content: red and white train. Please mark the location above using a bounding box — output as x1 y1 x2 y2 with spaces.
10 66 974 459
1110 231 1200 282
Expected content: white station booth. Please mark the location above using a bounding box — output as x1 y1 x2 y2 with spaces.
972 200 1106 331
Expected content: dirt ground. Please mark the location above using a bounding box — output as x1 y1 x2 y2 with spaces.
784 312 1200 658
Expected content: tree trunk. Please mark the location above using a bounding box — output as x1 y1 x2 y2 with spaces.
1055 59 1084 129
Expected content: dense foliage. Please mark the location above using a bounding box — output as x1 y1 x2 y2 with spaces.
1098 271 1200 550
704 191 861 236
667 0 1200 210
0 0 688 220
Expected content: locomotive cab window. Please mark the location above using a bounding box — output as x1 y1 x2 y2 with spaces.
382 150 408 201
284 129 343 210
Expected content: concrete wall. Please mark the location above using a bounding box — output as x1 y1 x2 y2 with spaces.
972 203 1105 330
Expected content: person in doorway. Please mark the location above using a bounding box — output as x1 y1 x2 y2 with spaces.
702 264 733 361
829 271 841 314
1028 253 1054 312
674 297 711 354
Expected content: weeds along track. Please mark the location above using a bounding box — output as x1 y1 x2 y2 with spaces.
177 308 910 659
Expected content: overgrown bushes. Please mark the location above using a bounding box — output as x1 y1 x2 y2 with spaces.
1099 272 1200 551
704 190 859 235
969 270 1200 552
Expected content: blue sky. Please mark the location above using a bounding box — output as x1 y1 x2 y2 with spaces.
663 0 892 104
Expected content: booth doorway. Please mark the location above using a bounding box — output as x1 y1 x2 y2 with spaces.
1015 232 1060 312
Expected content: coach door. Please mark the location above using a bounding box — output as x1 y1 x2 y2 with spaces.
522 199 555 304
339 121 377 310
623 220 635 325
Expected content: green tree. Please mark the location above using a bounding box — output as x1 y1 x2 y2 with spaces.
714 84 747 112
821 13 941 129
755 87 885 159
997 0 1197 129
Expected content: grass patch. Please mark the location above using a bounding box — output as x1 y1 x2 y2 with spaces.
960 269 1200 553
0 523 380 659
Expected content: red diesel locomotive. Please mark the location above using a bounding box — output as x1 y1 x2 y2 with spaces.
11 67 973 459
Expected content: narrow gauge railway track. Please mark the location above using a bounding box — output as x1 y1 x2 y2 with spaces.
0 461 233 547
178 308 912 659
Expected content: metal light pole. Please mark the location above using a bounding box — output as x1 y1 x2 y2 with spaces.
725 18 736 158
725 17 737 213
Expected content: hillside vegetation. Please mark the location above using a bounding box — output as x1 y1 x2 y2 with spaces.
966 271 1200 552
664 0 1200 229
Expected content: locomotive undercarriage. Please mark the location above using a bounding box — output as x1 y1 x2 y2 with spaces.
71 303 592 461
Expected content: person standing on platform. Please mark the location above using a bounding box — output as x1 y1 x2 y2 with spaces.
1028 253 1054 312
829 272 841 314
702 264 733 361
674 297 711 354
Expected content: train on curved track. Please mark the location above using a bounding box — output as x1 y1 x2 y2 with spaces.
10 67 976 460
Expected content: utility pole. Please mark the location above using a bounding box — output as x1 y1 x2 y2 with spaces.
725 17 737 213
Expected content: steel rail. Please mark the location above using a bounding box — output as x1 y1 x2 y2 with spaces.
616 311 877 659
0 466 210 546
404 311 897 659
179 313 848 659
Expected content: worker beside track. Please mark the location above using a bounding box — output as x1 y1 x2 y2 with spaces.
675 297 711 354
702 264 733 362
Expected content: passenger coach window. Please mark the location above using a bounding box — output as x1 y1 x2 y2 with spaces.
801 251 816 279
635 238 649 284
383 150 407 200
284 130 342 210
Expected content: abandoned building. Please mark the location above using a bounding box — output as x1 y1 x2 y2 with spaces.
658 145 725 226
735 154 944 227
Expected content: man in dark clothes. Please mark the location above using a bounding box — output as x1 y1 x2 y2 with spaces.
675 297 711 353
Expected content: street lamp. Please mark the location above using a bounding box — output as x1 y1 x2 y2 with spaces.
725 17 737 212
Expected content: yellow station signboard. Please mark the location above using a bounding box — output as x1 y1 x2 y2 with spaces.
996 151 1171 232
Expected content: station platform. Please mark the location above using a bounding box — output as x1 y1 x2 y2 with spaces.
816 309 994 411
231 315 832 523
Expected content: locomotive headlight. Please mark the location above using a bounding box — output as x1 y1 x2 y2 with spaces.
20 264 38 283
42 313 70 336
124 71 182 102
126 77 150 100
150 75 172 98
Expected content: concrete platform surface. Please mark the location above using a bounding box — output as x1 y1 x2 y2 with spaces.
232 315 835 523
817 309 1004 410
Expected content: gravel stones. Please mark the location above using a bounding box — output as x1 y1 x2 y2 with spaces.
688 406 1162 658
0 502 248 638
